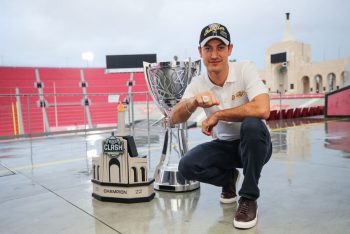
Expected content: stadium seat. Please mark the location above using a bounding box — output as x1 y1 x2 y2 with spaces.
301 107 310 117
280 109 287 119
318 106 325 115
309 106 317 116
285 109 294 119
293 108 301 118
267 110 278 121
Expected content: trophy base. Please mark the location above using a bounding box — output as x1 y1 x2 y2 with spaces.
154 164 200 192
91 179 155 203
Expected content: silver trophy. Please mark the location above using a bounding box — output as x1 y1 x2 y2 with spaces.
143 60 201 192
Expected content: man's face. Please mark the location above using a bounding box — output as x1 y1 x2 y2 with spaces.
199 39 233 74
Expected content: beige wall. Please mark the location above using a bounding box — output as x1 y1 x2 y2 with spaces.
260 40 350 94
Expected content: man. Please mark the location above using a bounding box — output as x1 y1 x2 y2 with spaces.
170 23 272 229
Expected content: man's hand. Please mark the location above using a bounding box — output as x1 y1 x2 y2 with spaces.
195 91 220 108
201 114 219 136
170 90 220 125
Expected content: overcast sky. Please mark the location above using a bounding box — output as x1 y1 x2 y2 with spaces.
0 0 349 69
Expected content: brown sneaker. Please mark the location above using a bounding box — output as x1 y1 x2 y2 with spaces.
220 169 240 204
233 197 258 229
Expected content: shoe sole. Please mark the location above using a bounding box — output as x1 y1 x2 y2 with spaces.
220 196 237 203
220 170 240 204
233 209 258 229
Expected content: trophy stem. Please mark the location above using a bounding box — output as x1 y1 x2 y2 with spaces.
153 124 200 192
179 122 188 156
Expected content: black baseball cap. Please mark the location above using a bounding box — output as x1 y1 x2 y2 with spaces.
199 23 231 47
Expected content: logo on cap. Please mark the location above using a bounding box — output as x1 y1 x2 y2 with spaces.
204 23 225 36
199 23 230 47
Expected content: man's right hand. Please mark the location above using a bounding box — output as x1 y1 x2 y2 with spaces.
170 91 220 124
194 91 220 108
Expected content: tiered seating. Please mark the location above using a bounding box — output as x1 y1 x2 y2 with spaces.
82 69 149 125
1 66 328 136
38 68 83 128
0 66 151 136
301 107 310 117
267 105 325 128
0 67 40 135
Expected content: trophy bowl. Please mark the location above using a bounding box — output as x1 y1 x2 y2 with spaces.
144 60 201 118
144 60 201 192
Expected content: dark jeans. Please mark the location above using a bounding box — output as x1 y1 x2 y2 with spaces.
178 117 272 200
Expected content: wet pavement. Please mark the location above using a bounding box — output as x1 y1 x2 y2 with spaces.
0 117 350 234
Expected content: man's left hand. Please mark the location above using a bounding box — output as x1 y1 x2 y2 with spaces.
202 114 219 136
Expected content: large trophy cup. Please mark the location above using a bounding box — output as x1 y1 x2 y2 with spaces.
144 60 201 192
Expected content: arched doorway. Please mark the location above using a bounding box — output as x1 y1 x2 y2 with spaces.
131 167 138 182
302 76 310 94
314 75 323 93
274 63 288 93
140 167 146 182
327 73 336 92
341 71 350 87
97 166 100 180
109 158 121 182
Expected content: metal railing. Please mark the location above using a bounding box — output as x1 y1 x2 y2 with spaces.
0 92 163 139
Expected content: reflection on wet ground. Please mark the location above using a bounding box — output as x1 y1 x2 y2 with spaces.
268 117 350 157
267 116 325 130
324 120 350 154
0 117 350 234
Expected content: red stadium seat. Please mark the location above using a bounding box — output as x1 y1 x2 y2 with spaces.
317 106 325 115
301 107 310 117
309 106 315 116
285 109 294 119
293 108 301 118
267 110 278 121
280 109 287 119
276 110 281 119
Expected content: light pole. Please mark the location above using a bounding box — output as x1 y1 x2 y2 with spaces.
81 52 94 67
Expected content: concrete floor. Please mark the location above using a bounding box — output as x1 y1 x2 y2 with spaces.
1 117 350 234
